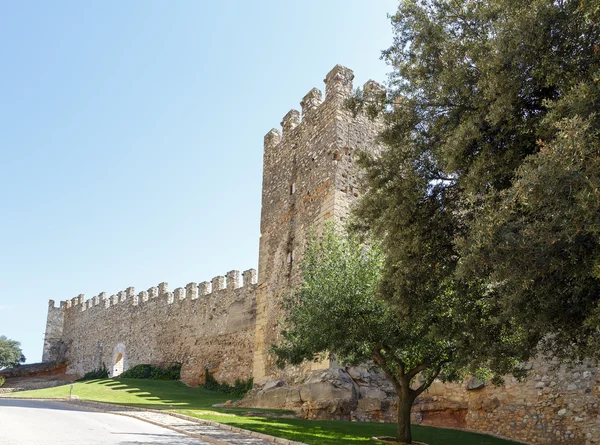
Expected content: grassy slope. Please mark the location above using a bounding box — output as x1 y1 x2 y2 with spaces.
3 378 233 410
3 379 519 445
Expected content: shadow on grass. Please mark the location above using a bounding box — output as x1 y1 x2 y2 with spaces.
75 379 289 415
183 414 522 445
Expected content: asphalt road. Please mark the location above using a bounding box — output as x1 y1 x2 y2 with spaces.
0 399 212 445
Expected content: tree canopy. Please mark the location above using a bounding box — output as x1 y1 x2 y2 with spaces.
0 335 25 369
275 1 598 442
272 226 527 443
352 0 600 362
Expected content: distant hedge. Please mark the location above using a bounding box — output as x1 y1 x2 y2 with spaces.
120 363 181 380
203 368 253 397
77 367 109 381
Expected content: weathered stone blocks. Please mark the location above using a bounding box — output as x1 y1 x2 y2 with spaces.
44 269 258 386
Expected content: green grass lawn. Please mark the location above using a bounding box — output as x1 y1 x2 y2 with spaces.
3 378 235 410
2 379 519 445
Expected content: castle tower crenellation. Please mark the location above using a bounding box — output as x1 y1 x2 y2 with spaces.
186 282 198 300
281 109 300 137
148 286 158 299
198 281 211 296
158 282 168 297
324 64 354 99
174 287 185 301
301 88 323 117
243 268 257 287
226 270 240 290
264 128 281 152
363 79 385 100
211 276 225 292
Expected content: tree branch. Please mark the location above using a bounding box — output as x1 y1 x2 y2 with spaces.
413 366 443 397
372 348 404 394
405 363 428 381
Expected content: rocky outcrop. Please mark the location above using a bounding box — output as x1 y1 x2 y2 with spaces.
240 359 600 445
238 367 363 419
0 361 68 378
0 361 75 394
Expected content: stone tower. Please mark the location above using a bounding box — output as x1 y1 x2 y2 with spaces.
252 65 384 383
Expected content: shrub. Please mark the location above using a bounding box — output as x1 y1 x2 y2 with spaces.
203 368 253 397
120 363 181 380
0 376 5 387
77 367 109 381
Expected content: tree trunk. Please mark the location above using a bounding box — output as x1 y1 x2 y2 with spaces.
396 393 414 444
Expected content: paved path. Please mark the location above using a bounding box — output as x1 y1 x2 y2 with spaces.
0 399 211 445
0 399 301 445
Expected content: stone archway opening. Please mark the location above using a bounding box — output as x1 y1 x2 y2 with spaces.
113 352 124 377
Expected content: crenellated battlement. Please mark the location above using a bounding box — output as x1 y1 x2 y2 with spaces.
262 64 383 167
47 267 259 385
54 268 257 315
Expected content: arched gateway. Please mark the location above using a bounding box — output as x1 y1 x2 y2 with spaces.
111 343 126 377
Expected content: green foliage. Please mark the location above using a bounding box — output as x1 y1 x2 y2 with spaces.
120 363 181 380
77 367 109 381
272 225 386 367
0 335 25 369
272 225 477 443
352 0 600 366
0 376 5 387
203 368 253 397
459 114 600 359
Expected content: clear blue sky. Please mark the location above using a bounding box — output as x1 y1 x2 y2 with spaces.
0 1 396 363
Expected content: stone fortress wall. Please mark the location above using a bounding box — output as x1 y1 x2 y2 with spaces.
415 358 600 445
43 269 257 386
252 64 385 383
42 65 599 445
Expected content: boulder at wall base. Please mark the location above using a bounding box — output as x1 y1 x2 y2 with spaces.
238 385 302 410
236 368 360 418
357 396 391 413
299 381 357 419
